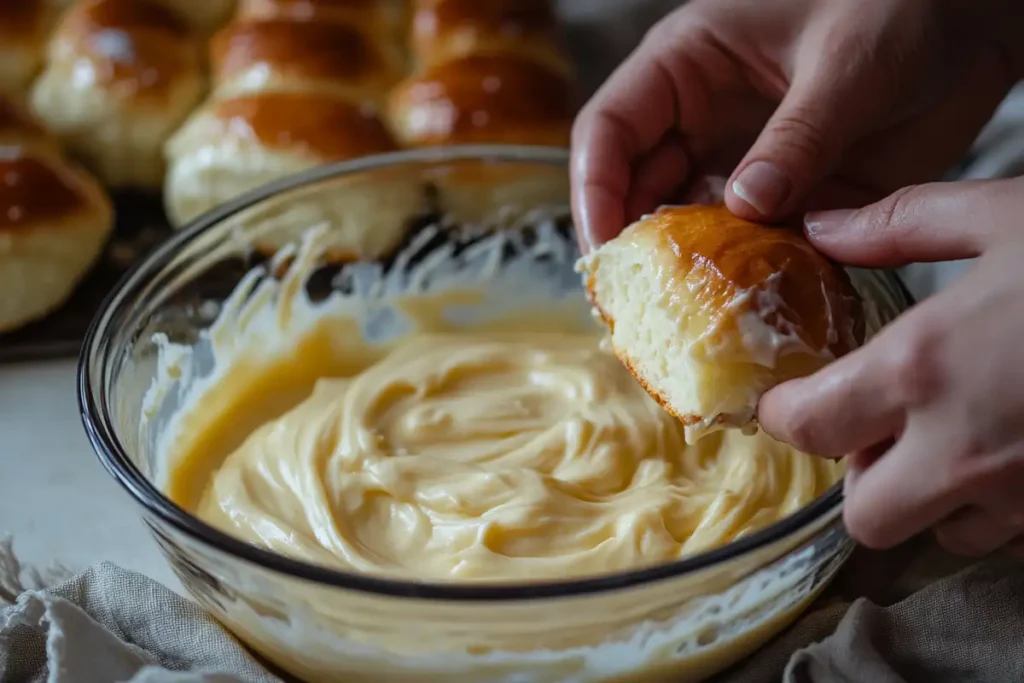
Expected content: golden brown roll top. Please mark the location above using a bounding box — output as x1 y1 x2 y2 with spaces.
390 0 575 148
410 0 569 75
579 204 864 442
197 93 398 161
0 101 114 333
0 0 54 97
236 0 408 41
163 91 399 226
389 53 574 147
29 0 206 189
210 18 404 104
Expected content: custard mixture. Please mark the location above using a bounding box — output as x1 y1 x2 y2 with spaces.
166 321 842 582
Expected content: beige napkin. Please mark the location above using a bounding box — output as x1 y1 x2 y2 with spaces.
3 536 1023 683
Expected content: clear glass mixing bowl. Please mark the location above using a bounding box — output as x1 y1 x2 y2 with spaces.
78 146 915 683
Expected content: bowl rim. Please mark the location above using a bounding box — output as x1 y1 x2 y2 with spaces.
79 144 874 602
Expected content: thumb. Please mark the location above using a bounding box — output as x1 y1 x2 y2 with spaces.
726 64 885 221
803 178 1024 267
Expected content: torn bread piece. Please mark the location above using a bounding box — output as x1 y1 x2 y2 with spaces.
577 204 864 443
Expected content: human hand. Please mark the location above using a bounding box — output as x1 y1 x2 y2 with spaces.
570 0 1023 251
758 176 1024 558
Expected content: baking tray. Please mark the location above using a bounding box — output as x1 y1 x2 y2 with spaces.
0 192 172 364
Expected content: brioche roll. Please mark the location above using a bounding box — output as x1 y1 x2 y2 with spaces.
0 1 54 97
29 0 205 189
164 91 398 227
210 18 403 105
578 204 864 443
0 146 114 332
153 0 236 34
236 0 408 41
389 54 575 147
410 0 570 76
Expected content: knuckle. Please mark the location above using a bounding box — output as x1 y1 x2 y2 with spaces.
765 112 830 164
886 321 945 408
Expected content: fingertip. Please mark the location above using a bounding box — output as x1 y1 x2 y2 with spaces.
756 378 813 449
727 160 793 220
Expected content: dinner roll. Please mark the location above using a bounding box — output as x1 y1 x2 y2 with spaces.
389 54 575 147
0 1 54 97
210 18 403 105
164 91 398 226
577 204 864 443
236 0 408 41
0 146 114 333
410 0 570 76
29 0 205 189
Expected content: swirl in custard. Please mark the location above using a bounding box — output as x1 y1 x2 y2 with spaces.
198 332 842 581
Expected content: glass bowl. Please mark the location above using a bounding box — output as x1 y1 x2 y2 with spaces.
79 146 915 683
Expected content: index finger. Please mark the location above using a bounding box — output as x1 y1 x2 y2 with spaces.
570 21 688 250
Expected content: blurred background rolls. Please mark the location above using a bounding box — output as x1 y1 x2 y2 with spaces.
0 96 113 332
29 0 206 189
390 0 576 148
164 0 405 228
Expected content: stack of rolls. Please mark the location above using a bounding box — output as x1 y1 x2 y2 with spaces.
29 0 208 190
163 0 407 231
389 0 576 148
0 96 113 332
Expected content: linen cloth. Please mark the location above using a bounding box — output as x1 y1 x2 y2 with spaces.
3 538 1024 683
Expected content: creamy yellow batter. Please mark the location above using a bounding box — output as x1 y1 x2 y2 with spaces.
168 322 842 582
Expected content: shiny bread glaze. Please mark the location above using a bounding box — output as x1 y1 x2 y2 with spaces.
411 0 566 72
211 18 402 93
213 92 398 160
54 0 200 98
237 0 385 21
0 149 89 231
638 204 864 357
389 53 574 147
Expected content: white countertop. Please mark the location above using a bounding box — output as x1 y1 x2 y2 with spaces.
0 358 179 591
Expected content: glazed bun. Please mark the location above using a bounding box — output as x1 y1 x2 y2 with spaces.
210 18 404 105
165 0 404 228
410 0 570 76
164 92 398 226
577 204 864 443
29 0 205 189
389 0 575 148
235 0 408 42
0 99 114 333
0 1 54 97
389 54 574 147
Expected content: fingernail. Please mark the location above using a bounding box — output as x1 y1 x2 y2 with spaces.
805 209 857 237
732 161 791 216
